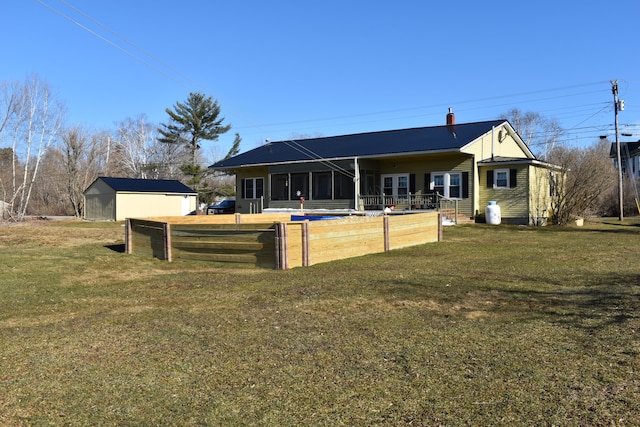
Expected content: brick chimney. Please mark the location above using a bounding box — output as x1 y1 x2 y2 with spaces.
446 108 455 126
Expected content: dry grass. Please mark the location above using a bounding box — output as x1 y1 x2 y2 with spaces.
1 218 639 425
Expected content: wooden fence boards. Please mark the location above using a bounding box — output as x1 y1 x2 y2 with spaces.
169 223 277 268
128 219 168 260
306 217 385 266
126 212 440 269
387 213 439 250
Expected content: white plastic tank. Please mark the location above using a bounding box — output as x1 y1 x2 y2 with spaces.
485 201 501 225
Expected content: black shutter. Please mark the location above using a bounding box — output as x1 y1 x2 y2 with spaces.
424 173 431 191
409 174 416 194
486 170 493 188
462 171 469 198
240 179 245 199
510 169 517 188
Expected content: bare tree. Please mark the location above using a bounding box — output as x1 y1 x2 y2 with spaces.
2 76 65 220
548 139 616 224
501 108 563 160
151 138 190 180
60 126 102 217
29 147 71 215
113 115 158 178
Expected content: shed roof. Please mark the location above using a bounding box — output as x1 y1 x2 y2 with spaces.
93 177 196 194
211 120 507 169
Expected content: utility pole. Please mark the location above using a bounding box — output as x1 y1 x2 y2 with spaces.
612 80 624 221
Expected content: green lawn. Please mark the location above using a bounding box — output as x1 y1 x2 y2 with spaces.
1 218 639 426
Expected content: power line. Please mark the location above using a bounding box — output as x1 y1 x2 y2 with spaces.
34 0 194 90
34 0 626 157
56 0 205 91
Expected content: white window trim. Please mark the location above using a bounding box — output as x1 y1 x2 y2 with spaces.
493 168 510 189
243 177 264 199
381 173 409 198
431 171 462 200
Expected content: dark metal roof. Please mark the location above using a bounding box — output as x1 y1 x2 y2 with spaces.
211 120 506 169
97 177 196 193
609 141 640 158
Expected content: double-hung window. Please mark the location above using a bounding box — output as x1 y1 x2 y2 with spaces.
243 178 264 199
431 172 462 199
494 169 509 189
487 168 517 189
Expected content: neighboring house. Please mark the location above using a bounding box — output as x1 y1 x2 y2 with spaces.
610 140 640 180
83 177 197 221
210 111 560 225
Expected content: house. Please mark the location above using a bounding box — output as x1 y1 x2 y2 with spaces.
83 177 198 221
610 140 640 180
210 110 560 225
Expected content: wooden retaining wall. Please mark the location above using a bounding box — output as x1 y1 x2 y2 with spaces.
126 212 441 269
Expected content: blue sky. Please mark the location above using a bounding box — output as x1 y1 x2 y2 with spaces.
2 0 639 159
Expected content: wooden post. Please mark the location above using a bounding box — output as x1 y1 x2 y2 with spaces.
438 213 443 242
275 223 288 270
302 220 310 266
275 223 281 269
164 223 172 262
383 215 390 251
125 219 132 254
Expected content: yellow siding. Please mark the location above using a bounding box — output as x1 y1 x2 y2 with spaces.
378 154 475 218
479 166 529 221
528 166 553 225
462 124 534 161
116 193 197 221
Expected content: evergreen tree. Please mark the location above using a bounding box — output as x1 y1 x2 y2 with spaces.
224 133 241 160
158 92 231 189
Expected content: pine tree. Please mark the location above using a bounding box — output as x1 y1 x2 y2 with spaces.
158 93 231 189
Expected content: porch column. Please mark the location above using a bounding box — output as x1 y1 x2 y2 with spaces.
354 157 360 210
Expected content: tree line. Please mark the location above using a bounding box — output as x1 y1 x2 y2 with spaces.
0 76 633 224
1 76 237 220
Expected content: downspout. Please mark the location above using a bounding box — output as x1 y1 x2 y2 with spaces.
491 126 495 161
354 157 360 211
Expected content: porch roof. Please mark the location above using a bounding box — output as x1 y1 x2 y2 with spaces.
211 120 506 169
478 156 562 170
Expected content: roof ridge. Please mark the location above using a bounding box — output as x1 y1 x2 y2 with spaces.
269 119 506 144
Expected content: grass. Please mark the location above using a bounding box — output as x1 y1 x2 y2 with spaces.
1 218 639 426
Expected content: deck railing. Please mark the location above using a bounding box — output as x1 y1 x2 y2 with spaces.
359 193 441 210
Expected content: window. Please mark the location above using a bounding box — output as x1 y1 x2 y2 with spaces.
360 170 377 195
290 173 309 200
271 174 288 200
449 173 461 198
312 172 332 200
433 173 445 196
334 172 354 199
397 175 408 197
430 172 462 199
381 174 409 198
495 169 509 189
487 168 517 189
243 178 264 199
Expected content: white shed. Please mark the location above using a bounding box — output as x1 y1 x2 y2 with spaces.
84 177 198 221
